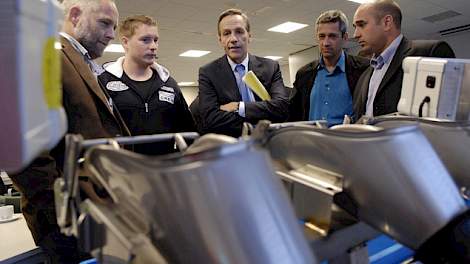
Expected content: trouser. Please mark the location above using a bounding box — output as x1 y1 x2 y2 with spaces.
9 154 90 263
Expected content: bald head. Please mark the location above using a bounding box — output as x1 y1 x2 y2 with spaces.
61 0 119 59
361 0 402 30
353 0 402 55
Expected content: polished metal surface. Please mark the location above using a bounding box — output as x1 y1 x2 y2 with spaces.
275 166 343 236
330 124 383 132
81 132 199 148
84 139 315 264
80 200 167 264
371 116 470 195
55 133 200 238
265 125 467 249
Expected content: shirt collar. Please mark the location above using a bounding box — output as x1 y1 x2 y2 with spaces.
60 32 105 75
60 32 91 59
371 34 403 69
318 50 346 73
227 54 249 72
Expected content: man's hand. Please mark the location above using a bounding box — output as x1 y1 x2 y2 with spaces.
220 102 239 112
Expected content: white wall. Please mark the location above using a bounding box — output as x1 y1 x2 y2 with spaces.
180 86 198 104
280 62 292 88
441 31 470 59
288 47 319 87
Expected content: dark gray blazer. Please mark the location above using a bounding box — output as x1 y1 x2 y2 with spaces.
198 54 289 137
353 37 455 120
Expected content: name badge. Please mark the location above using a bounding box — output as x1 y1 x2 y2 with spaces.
161 86 174 93
106 81 129 91
159 91 175 104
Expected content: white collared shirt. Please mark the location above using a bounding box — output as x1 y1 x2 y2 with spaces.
365 34 403 117
59 32 105 76
226 55 255 117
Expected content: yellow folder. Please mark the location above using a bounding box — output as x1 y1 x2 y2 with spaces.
242 71 271 101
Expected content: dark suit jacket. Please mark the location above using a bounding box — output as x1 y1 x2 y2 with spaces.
189 96 203 134
289 53 369 121
198 54 289 137
353 37 455 120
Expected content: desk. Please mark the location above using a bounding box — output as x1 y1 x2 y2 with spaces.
0 213 42 263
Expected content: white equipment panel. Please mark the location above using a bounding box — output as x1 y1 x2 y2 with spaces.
0 0 66 171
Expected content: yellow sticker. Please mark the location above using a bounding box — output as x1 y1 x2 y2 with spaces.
42 37 62 109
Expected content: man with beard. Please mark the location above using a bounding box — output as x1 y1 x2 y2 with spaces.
9 0 130 262
289 10 369 125
99 15 195 155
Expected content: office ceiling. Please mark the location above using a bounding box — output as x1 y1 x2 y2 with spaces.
98 0 470 84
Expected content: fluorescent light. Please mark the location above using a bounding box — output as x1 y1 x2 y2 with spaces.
264 56 283 61
347 0 373 3
104 44 125 53
179 50 211 57
268 22 308 33
178 82 196 86
53 41 123 53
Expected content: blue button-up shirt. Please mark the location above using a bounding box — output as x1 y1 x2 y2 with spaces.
309 51 352 126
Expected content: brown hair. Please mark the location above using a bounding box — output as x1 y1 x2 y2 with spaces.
119 15 157 38
315 10 349 36
217 8 250 36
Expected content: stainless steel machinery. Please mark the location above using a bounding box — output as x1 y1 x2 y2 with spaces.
54 133 316 264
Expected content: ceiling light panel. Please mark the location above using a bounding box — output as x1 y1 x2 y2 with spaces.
268 22 309 33
347 0 373 4
179 50 211 57
104 44 125 53
264 56 283 60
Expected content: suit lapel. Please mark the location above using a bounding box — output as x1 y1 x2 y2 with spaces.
218 55 241 101
356 67 373 116
248 55 265 101
376 37 411 96
61 37 115 118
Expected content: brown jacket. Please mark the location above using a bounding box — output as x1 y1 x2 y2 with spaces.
9 37 130 247
60 36 130 139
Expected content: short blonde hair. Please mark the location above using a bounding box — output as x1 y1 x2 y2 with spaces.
119 15 157 38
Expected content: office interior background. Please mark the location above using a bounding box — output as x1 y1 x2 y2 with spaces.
98 0 470 105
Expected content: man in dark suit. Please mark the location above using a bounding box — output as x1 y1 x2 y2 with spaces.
189 96 203 134
198 9 289 137
9 0 130 262
352 0 455 120
289 10 369 124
